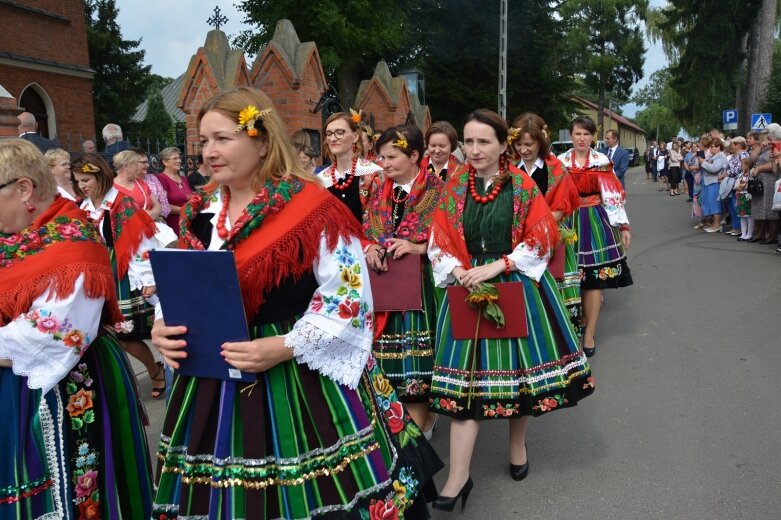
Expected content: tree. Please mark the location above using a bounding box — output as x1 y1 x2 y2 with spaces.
234 1 433 107
631 69 681 140
742 0 777 132
761 39 781 117
84 0 152 140
139 89 173 146
560 0 647 138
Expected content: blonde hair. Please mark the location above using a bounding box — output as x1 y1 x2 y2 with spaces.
44 148 70 168
113 150 141 170
0 139 57 199
159 147 181 161
198 86 314 191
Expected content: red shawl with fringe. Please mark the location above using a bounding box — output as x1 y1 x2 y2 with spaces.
543 154 580 216
421 154 460 182
101 193 157 281
431 163 559 269
362 169 443 245
182 181 363 318
0 196 122 325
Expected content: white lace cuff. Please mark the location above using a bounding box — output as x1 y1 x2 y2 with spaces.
283 313 371 389
428 235 463 287
507 242 550 282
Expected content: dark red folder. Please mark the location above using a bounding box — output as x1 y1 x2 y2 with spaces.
368 253 423 312
446 282 528 339
549 243 566 281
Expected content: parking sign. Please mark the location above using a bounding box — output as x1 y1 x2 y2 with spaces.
723 109 738 130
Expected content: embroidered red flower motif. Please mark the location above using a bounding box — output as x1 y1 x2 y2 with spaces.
77 496 100 519
385 401 405 434
369 499 400 520
63 330 86 349
75 470 98 498
396 226 411 238
36 316 61 333
310 293 324 312
0 234 22 246
58 222 83 238
66 389 94 417
338 300 360 320
366 355 377 370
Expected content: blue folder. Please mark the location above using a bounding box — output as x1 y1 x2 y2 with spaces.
149 249 255 383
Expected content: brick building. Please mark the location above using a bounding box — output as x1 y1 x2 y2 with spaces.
0 0 94 140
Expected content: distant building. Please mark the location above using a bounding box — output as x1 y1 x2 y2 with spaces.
567 95 647 155
0 0 95 141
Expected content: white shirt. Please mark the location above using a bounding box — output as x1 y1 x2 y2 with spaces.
519 157 545 175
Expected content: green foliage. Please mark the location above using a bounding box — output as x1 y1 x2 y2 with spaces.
560 0 647 121
762 39 781 117
139 90 174 146
650 0 761 127
84 0 152 140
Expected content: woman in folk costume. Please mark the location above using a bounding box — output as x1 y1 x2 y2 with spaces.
508 112 582 336
421 121 461 182
318 108 383 222
427 110 594 512
362 125 444 440
72 153 165 398
0 139 152 519
557 116 633 357
151 87 441 519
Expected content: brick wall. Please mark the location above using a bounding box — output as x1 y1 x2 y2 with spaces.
0 65 95 142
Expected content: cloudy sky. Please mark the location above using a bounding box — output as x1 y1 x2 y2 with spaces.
116 0 667 118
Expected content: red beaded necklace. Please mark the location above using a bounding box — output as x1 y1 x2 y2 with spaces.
468 159 507 204
216 187 232 239
329 156 358 191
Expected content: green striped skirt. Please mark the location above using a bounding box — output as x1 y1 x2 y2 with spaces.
153 321 442 519
558 239 583 337
373 262 436 403
111 251 154 340
429 258 594 420
569 205 633 290
0 334 153 519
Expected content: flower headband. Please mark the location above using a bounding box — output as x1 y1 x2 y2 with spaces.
507 127 521 146
541 124 548 140
393 131 409 151
349 108 363 124
80 162 100 173
235 105 272 137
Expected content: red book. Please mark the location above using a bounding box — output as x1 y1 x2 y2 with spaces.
368 253 423 312
548 243 566 281
446 282 528 339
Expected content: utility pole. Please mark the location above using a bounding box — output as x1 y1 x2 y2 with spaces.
498 0 508 118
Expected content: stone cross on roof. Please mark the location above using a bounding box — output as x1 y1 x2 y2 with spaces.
207 6 228 31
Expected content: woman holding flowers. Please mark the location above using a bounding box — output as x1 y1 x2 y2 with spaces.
557 116 633 358
363 125 443 439
0 139 152 518
72 153 164 398
509 112 582 335
318 109 383 222
428 109 594 511
150 87 441 519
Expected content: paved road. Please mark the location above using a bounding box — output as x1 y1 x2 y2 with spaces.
134 165 781 519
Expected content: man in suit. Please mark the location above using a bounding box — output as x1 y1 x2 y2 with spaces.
102 123 130 169
17 112 58 153
600 129 629 188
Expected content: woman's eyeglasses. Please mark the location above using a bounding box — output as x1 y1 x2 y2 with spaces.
0 178 20 191
325 129 349 139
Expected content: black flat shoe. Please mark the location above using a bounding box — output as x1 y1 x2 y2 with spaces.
432 477 473 512
583 344 596 357
760 239 779 245
510 461 529 481
749 237 762 243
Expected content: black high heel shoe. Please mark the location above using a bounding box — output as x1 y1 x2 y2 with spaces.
510 461 529 481
432 477 473 512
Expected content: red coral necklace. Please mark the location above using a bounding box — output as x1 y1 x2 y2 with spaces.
329 156 357 194
468 159 507 204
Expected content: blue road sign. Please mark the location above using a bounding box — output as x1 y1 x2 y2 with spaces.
751 113 772 129
723 109 738 130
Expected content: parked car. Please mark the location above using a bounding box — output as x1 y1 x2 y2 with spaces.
625 147 640 166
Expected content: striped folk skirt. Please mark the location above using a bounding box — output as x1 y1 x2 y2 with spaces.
429 260 594 421
112 254 154 341
153 322 443 519
372 263 436 403
0 334 153 519
570 205 633 290
557 238 583 338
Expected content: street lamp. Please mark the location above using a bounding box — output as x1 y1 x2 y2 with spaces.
399 68 426 105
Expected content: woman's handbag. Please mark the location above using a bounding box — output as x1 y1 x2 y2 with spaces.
747 176 764 196
772 178 781 211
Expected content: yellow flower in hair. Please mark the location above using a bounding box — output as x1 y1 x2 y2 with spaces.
81 163 99 173
349 108 362 124
235 105 271 136
393 131 409 151
541 124 549 140
507 127 521 146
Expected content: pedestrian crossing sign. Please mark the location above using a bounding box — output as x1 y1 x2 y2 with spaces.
751 113 772 129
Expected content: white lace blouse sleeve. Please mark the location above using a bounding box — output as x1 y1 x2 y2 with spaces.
283 234 374 389
427 233 463 288
507 241 551 282
126 233 158 290
0 274 104 393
